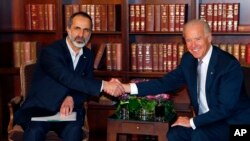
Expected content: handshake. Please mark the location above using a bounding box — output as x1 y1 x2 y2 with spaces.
102 78 130 97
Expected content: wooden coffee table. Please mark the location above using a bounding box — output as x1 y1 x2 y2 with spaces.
107 118 169 141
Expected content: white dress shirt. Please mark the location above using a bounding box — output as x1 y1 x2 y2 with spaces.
66 38 83 70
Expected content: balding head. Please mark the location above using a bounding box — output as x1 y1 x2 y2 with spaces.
183 19 211 38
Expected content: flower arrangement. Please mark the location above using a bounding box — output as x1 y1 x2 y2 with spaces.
116 93 176 122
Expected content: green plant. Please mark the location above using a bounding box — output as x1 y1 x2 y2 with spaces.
115 94 176 121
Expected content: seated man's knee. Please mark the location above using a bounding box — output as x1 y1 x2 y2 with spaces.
167 126 182 141
24 125 46 141
62 125 83 141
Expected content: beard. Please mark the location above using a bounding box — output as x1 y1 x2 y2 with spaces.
68 34 90 48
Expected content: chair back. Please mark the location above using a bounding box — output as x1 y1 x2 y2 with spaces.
20 60 36 100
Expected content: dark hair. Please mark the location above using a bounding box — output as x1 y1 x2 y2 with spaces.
67 12 93 29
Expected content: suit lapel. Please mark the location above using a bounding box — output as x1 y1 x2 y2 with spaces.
205 46 217 105
62 39 75 71
75 48 88 73
192 60 199 113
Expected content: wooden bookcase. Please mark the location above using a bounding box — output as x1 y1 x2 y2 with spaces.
0 0 250 140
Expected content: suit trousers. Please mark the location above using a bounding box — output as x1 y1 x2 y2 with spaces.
23 110 84 141
167 122 229 141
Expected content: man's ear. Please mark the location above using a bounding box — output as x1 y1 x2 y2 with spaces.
66 27 70 34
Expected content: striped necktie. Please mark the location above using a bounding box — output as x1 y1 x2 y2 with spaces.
197 60 203 114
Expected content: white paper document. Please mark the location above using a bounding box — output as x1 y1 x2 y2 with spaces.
31 112 76 122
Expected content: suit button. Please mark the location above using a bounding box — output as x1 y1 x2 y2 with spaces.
82 72 85 76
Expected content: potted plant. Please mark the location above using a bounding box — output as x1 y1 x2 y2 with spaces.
116 94 176 122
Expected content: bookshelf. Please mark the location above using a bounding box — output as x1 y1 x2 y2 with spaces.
0 0 250 139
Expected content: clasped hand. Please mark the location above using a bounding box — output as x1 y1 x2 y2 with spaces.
103 78 126 97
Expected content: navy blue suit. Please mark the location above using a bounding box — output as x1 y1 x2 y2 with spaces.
14 38 102 140
136 46 250 141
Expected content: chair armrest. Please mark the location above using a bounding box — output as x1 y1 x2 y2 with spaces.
8 96 23 132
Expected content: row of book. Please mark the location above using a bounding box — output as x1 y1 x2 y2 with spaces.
130 42 250 72
64 4 120 32
94 43 122 71
13 41 39 68
199 3 239 32
130 43 185 72
25 4 56 31
129 4 187 32
216 43 250 64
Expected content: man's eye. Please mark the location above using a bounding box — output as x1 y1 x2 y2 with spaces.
83 28 92 33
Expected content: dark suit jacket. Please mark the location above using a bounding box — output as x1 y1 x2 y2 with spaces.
14 38 102 126
136 46 250 128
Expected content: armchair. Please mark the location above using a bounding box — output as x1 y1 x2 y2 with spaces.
7 61 89 141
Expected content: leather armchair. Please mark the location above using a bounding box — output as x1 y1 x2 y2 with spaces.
7 61 89 141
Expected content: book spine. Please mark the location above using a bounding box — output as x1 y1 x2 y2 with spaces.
23 42 31 64
212 3 218 32
167 43 172 72
206 3 213 30
233 3 239 32
158 43 164 71
37 4 45 30
217 3 223 32
100 4 108 32
152 43 159 71
48 4 55 30
115 43 122 71
143 43 152 71
131 43 137 71
25 4 31 30
94 43 106 69
140 5 145 32
199 4 206 21
239 44 246 64
13 42 21 68
108 4 116 32
130 5 135 32
137 43 144 71
226 3 234 32
134 5 141 32
175 4 180 32
169 4 175 32
64 5 73 29
154 5 161 32
31 4 39 30
106 43 112 70
145 4 154 32
95 5 101 31
160 4 169 32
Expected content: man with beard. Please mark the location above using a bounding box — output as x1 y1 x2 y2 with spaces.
14 12 124 141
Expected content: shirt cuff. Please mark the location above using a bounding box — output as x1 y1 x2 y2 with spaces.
100 80 104 92
130 83 138 95
190 118 196 129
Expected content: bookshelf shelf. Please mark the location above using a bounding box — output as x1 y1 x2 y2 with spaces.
212 32 250 35
94 70 127 77
129 32 183 35
128 71 166 78
0 30 57 34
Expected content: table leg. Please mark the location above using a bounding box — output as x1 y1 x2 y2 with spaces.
158 134 167 141
107 132 117 141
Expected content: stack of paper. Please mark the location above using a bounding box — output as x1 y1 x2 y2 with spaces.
31 112 76 122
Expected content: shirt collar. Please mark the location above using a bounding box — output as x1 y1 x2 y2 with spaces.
199 45 213 65
66 38 83 57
